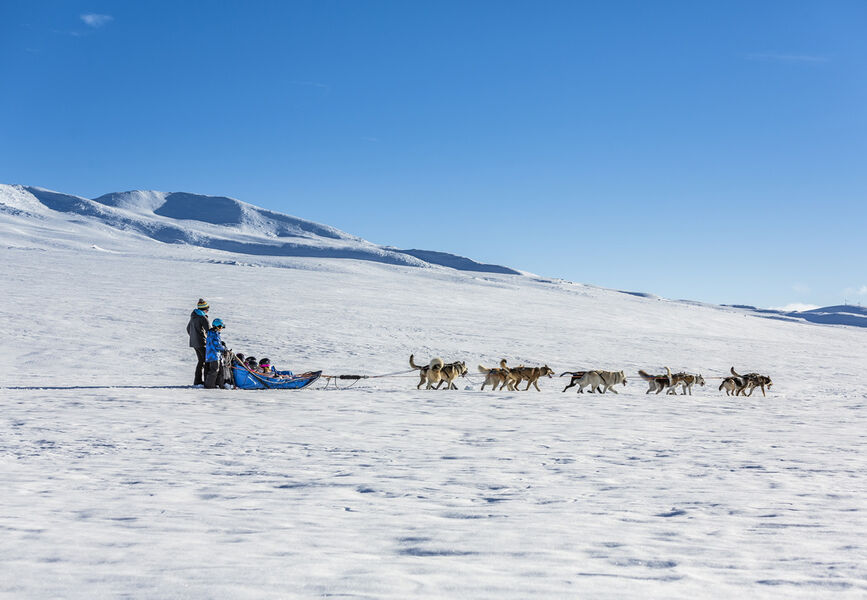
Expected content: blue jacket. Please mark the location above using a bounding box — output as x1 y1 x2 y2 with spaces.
205 328 225 362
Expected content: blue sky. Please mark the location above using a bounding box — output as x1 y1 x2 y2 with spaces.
2 1 865 308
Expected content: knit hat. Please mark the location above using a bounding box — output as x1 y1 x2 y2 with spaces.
259 358 271 367
197 299 209 310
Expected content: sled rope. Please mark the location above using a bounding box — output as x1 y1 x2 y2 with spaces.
320 368 415 381
319 368 418 389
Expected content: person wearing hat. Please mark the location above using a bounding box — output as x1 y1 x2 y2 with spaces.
186 298 210 385
204 318 227 389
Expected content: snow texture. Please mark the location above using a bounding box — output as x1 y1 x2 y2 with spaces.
1 183 866 598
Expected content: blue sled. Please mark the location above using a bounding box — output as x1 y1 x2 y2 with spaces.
232 362 322 390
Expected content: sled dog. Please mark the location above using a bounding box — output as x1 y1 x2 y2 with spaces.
410 354 442 389
730 367 773 397
437 360 468 390
637 367 672 394
509 364 555 391
561 371 592 393
410 354 468 390
719 376 745 396
668 372 705 395
570 370 627 394
478 359 516 391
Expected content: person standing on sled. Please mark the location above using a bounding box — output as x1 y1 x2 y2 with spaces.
186 299 210 386
204 318 227 389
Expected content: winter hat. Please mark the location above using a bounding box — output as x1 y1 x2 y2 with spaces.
235 353 246 363
259 358 271 368
197 299 209 310
246 356 258 367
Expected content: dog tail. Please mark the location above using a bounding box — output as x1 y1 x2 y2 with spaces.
719 379 726 391
409 354 424 370
478 364 492 373
730 366 741 377
429 357 444 371
637 369 654 381
499 358 509 371
560 371 582 377
665 366 672 386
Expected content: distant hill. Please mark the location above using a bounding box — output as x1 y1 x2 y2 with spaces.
0 184 521 275
723 303 867 329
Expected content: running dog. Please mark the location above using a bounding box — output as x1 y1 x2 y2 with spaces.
730 367 773 397
561 371 592 393
478 359 516 391
510 365 555 391
637 367 672 394
719 376 745 396
668 372 706 395
570 370 627 394
437 360 468 390
410 354 468 390
410 354 443 389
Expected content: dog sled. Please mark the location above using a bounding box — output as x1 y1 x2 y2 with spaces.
230 355 321 390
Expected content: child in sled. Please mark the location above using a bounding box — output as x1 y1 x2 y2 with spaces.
258 357 294 379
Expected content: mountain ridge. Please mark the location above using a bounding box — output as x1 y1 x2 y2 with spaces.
0 184 521 275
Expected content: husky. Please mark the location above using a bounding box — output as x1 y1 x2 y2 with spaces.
668 372 706 395
719 376 745 396
410 354 442 389
571 370 627 394
437 361 468 390
730 367 773 397
478 359 516 391
509 364 555 391
410 354 468 390
561 371 593 393
637 367 672 394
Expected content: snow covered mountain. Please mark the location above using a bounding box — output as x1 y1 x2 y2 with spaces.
0 184 520 275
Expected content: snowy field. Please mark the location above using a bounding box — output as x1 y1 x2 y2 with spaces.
2 228 867 597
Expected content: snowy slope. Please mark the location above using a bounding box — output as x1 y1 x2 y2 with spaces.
0 184 521 274
1 191 866 598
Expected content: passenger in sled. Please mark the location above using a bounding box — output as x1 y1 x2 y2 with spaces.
240 355 294 379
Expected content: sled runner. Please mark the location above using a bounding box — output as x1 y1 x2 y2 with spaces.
231 357 321 390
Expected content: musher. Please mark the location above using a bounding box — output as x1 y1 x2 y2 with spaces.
186 298 210 386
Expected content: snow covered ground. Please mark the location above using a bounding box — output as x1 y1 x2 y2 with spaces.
2 190 867 597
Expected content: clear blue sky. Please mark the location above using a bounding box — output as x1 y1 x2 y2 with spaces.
2 1 865 309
